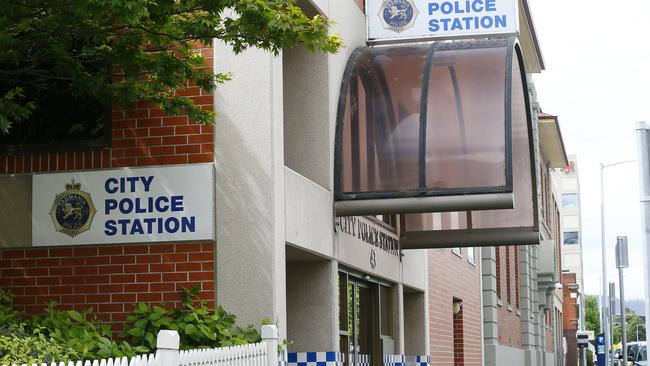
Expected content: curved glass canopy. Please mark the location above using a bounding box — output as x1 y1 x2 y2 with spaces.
334 38 539 246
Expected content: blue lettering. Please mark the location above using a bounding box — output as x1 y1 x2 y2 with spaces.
440 18 451 30
480 15 493 28
117 219 130 235
165 217 179 233
143 218 157 234
141 176 154 192
428 18 440 31
105 199 118 214
130 219 144 235
105 178 118 194
471 0 484 12
104 220 117 236
454 1 465 13
494 14 506 28
134 198 147 213
126 177 139 192
450 17 462 30
440 2 453 14
170 196 184 212
119 198 134 214
485 0 496 11
428 2 439 14
462 16 473 28
181 217 196 233
155 196 169 212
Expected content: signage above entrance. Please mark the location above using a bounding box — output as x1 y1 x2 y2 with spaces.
367 0 519 43
32 164 214 246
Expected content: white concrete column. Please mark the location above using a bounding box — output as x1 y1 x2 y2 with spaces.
214 42 287 337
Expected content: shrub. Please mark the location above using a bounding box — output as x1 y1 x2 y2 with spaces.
0 323 79 365
29 302 146 360
0 290 20 326
121 286 260 351
0 287 261 364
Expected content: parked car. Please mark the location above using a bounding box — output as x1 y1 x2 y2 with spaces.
627 342 646 365
631 344 647 366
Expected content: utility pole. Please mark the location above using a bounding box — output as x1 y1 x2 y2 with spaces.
609 282 616 359
600 159 636 365
635 122 650 355
616 236 629 365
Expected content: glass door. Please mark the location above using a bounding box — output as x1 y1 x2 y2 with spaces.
339 272 375 366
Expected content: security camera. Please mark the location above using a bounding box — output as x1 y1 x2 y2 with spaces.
554 283 563 290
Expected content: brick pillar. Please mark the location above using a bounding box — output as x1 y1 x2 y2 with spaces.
453 303 464 366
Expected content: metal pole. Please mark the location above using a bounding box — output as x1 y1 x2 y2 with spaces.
616 236 629 366
619 268 627 363
601 163 610 364
609 282 616 355
635 122 650 354
600 160 636 366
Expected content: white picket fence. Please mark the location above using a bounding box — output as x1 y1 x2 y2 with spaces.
2 326 279 366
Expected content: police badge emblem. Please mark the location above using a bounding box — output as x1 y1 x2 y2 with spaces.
379 0 418 33
49 179 96 237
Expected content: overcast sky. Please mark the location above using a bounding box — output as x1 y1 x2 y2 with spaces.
528 0 650 301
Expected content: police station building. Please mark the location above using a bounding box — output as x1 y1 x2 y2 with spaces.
0 0 565 365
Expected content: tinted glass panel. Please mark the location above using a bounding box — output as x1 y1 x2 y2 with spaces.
425 44 507 190
563 193 579 208
564 231 579 244
337 39 512 199
340 46 428 194
470 44 534 229
404 44 536 233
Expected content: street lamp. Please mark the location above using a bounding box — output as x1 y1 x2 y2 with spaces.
600 160 636 363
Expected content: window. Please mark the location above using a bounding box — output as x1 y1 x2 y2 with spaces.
496 247 502 299
505 246 511 304
0 45 111 153
380 285 392 336
562 194 579 208
452 248 461 257
564 231 579 245
467 247 475 265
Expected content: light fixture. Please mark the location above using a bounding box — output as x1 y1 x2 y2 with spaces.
453 299 463 314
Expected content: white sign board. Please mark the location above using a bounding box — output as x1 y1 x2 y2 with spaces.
577 330 595 341
32 164 214 246
367 0 519 42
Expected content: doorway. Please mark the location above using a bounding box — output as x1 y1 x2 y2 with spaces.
339 271 391 366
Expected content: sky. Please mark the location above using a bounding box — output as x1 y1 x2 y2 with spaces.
528 0 650 301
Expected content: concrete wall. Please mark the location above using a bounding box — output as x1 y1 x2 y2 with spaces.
283 45 330 189
284 168 333 259
214 42 287 334
404 291 426 355
286 260 337 352
0 175 31 247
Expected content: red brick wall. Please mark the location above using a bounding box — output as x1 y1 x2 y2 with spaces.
0 46 216 329
453 306 464 366
562 273 578 331
0 242 214 332
428 248 481 366
496 245 522 348
497 305 522 348
0 46 214 174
